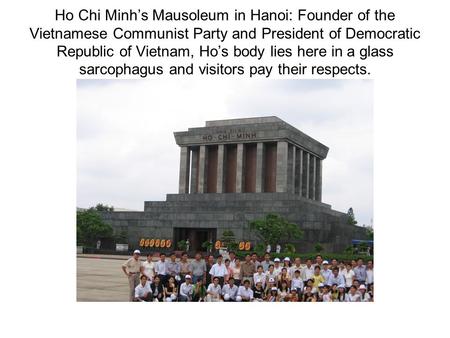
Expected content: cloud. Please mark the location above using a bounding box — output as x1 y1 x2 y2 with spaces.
77 79 373 226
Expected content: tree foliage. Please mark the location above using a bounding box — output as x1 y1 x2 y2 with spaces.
177 240 188 251
77 208 113 246
365 226 374 240
220 229 238 250
93 203 114 212
249 213 303 246
347 207 358 225
285 243 296 254
314 243 324 253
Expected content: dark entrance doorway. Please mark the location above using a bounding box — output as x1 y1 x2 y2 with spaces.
174 228 217 253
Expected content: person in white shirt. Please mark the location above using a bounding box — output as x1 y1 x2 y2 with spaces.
230 258 242 287
206 277 222 302
365 260 374 286
261 253 274 272
134 275 152 302
141 253 155 282
322 285 332 302
336 284 349 302
228 251 237 269
251 252 261 268
368 284 374 302
317 283 325 301
253 265 266 289
343 263 356 290
154 253 168 285
222 277 239 301
237 280 254 302
209 255 228 287
273 258 283 276
301 259 314 282
178 275 194 302
314 255 323 268
291 269 304 296
321 260 332 281
338 261 346 276
289 257 303 278
265 264 278 285
283 257 291 270
330 258 339 271
265 277 277 299
347 285 361 302
358 284 371 302
327 267 345 286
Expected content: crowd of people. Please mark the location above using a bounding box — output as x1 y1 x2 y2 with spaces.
121 249 374 302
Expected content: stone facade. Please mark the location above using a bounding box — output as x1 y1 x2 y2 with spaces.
102 117 366 253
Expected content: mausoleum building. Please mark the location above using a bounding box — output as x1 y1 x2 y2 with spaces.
102 117 366 253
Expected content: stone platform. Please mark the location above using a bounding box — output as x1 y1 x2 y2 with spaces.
102 192 365 253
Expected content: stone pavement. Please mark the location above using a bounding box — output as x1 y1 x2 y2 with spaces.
77 254 194 302
77 255 133 301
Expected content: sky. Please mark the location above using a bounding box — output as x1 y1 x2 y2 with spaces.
77 79 373 226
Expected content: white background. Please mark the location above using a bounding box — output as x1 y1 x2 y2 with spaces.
1 0 449 337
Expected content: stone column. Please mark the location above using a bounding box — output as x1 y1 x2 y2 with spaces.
216 144 225 193
198 145 208 193
255 142 264 192
315 158 322 201
190 147 199 193
287 144 296 193
178 146 191 194
236 143 245 193
308 154 316 200
302 151 310 198
276 141 289 192
295 148 302 195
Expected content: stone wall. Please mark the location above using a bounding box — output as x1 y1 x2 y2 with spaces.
102 192 366 253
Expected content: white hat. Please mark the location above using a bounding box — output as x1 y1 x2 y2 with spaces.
338 284 346 289
269 278 275 283
318 283 324 287
323 260 329 264
185 275 191 279
133 250 141 255
359 284 367 290
284 257 290 261
271 287 278 291
170 294 177 300
236 296 242 302
224 294 230 301
274 258 280 262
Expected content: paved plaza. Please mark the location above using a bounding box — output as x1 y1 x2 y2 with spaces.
77 255 131 301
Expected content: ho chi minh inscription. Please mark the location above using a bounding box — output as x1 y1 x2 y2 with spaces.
201 129 257 142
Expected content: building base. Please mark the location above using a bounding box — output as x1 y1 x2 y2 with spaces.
102 192 366 254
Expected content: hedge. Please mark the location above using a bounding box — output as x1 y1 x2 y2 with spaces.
234 251 373 262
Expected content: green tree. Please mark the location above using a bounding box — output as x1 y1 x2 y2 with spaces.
314 243 324 253
77 208 113 246
177 240 188 251
285 244 296 255
254 243 265 256
344 245 354 255
221 230 237 250
114 230 128 243
365 225 374 240
201 240 213 253
347 207 358 225
93 203 114 212
249 213 303 247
